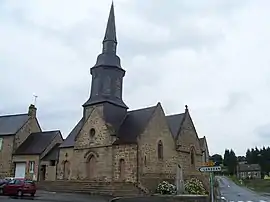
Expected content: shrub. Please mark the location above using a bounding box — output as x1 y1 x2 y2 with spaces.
156 181 177 195
184 178 207 195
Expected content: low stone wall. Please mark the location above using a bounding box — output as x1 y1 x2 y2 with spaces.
110 195 209 202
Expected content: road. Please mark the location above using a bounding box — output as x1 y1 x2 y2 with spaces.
0 191 111 202
217 176 270 202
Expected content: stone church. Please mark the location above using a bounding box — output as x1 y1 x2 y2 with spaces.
55 3 210 192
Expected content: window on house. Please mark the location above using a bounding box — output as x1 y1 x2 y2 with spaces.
29 161 35 173
0 138 3 151
157 140 163 160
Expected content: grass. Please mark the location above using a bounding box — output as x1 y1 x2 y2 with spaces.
243 179 270 193
228 175 243 186
228 176 270 193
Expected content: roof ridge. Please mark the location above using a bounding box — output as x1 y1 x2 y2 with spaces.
31 130 60 135
166 112 185 117
0 113 28 118
128 105 156 113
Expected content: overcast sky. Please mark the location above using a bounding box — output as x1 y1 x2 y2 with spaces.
1 0 270 156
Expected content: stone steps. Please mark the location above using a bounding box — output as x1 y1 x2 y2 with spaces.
37 181 145 197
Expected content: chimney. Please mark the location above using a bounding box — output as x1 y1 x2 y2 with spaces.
28 104 37 118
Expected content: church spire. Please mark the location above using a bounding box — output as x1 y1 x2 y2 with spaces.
92 1 121 69
83 2 127 109
104 2 116 42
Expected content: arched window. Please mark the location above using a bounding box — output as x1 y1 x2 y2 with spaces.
90 128 95 137
144 155 147 166
86 155 97 179
119 159 125 180
157 140 163 160
191 148 195 165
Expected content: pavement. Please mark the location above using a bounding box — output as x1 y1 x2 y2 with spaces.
217 176 270 202
0 190 112 202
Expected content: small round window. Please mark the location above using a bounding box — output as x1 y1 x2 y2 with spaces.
90 128 95 137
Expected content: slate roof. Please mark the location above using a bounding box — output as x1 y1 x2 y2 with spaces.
60 104 189 147
60 105 157 147
238 163 261 172
15 130 61 155
0 114 30 136
41 143 61 161
114 105 157 144
59 118 84 148
165 113 185 138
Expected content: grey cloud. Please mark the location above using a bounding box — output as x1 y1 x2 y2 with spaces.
222 92 252 112
254 124 270 140
1 0 270 156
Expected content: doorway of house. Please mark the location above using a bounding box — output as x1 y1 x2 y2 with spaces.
40 165 46 181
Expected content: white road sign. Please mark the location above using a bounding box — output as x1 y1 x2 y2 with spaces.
199 166 221 172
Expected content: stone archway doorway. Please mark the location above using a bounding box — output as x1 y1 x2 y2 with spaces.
63 161 70 180
86 155 97 179
176 164 184 194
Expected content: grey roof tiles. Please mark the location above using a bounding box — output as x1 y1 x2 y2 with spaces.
15 130 61 155
0 114 29 136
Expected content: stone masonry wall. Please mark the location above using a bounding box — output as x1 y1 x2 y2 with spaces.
176 112 207 188
0 117 41 178
137 104 179 191
74 105 116 149
0 136 14 177
71 146 113 181
113 144 137 182
177 113 203 169
57 148 74 180
12 155 39 180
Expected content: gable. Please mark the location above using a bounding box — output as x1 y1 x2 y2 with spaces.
41 143 61 161
0 114 29 136
199 137 209 154
74 106 113 148
177 111 202 154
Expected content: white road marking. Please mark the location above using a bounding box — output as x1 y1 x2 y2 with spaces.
228 200 268 202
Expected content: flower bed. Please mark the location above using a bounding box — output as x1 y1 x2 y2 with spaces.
156 181 177 195
184 178 207 195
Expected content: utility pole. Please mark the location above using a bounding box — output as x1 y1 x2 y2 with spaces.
210 172 214 202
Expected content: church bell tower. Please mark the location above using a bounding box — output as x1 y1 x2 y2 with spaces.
83 2 128 131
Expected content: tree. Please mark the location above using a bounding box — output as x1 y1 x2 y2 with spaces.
223 149 230 167
210 154 223 166
227 149 237 175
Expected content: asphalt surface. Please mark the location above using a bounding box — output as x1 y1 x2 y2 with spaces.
0 191 112 202
217 176 270 202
